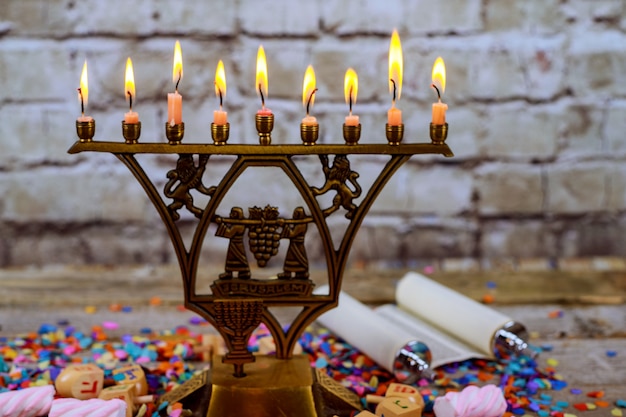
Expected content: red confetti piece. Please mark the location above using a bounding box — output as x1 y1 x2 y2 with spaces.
588 390 605 398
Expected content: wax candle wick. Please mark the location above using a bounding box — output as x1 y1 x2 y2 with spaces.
349 86 353 114
390 79 397 103
218 87 223 108
175 71 181 93
127 91 133 112
77 87 84 116
306 88 317 116
259 83 265 109
431 84 441 101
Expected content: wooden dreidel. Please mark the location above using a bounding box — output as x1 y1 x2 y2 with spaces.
99 384 134 417
112 364 148 396
55 363 104 399
375 397 423 417
385 383 425 410
355 411 377 417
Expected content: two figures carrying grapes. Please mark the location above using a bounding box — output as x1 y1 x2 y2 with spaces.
214 206 312 281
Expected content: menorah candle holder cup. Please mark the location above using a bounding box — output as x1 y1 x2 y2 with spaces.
300 123 319 146
165 122 185 145
343 123 361 145
385 123 404 146
255 114 274 145
122 121 141 144
76 120 95 143
430 122 448 144
211 123 230 146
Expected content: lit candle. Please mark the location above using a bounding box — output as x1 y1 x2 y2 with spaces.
301 65 317 126
344 68 359 126
213 60 227 125
77 60 93 122
256 45 272 116
124 57 139 124
387 29 403 126
167 40 183 126
431 56 448 125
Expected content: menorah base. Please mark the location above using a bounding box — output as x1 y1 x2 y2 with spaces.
159 354 362 417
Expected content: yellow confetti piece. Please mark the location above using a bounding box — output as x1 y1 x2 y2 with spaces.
84 305 97 314
564 414 577 417
546 358 559 366
586 402 597 410
612 408 623 416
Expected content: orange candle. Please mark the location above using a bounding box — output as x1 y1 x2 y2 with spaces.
431 56 448 125
168 41 183 126
344 68 359 126
256 45 272 116
77 60 93 122
213 60 227 125
302 65 318 126
124 57 139 124
387 30 403 126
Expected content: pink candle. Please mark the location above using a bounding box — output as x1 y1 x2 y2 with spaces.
432 101 447 125
302 115 317 126
345 114 360 126
214 110 227 125
168 41 183 126
388 30 403 126
213 60 228 125
431 56 447 125
387 107 402 125
77 60 93 122
167 92 182 125
124 110 139 124
257 107 272 116
124 57 139 124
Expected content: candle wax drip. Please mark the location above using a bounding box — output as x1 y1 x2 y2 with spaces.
259 83 265 109
390 79 397 103
77 88 84 116
306 88 318 116
127 91 133 112
175 71 181 93
431 84 441 101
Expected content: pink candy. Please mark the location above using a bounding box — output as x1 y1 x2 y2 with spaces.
0 385 55 417
433 384 507 417
49 398 127 417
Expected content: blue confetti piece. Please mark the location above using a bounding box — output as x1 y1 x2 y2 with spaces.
616 399 626 408
486 281 497 288
570 388 583 395
606 350 617 357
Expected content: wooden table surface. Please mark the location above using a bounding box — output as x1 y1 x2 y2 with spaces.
0 262 625 416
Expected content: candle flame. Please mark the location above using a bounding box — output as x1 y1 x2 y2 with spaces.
215 60 226 101
125 57 135 103
172 40 183 87
256 45 268 101
388 29 403 101
302 65 316 111
79 60 89 106
344 68 358 109
431 56 446 95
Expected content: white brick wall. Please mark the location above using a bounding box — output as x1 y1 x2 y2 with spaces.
0 0 624 266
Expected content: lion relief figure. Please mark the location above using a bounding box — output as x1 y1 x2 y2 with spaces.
311 155 362 219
